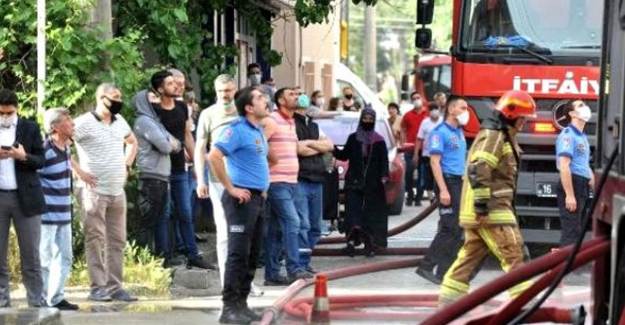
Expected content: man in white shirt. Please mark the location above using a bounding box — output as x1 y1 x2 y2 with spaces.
413 106 443 201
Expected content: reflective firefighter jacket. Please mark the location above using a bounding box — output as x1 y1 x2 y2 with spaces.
459 115 522 228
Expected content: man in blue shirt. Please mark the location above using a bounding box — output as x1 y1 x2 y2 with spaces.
208 86 270 324
556 100 594 247
415 96 469 285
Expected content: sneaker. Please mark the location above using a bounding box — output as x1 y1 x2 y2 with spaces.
194 234 208 243
305 266 317 274
110 289 138 302
263 276 290 286
187 255 217 270
219 305 253 324
53 299 79 310
249 283 264 297
415 267 442 285
288 270 313 283
88 288 112 302
238 301 261 322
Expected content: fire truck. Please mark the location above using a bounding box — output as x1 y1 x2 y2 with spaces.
414 0 603 247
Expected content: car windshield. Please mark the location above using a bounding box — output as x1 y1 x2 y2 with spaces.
461 0 602 55
316 117 393 149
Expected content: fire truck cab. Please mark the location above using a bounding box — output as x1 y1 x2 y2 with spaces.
416 0 603 247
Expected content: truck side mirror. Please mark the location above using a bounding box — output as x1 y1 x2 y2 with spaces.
415 28 432 49
417 0 435 25
401 74 410 92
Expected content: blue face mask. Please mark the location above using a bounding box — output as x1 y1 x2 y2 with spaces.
297 94 310 109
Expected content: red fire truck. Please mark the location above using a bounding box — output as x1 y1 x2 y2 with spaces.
415 0 603 247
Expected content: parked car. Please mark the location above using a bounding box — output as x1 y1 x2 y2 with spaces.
316 112 406 217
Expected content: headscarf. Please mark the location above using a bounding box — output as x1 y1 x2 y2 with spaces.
355 106 384 155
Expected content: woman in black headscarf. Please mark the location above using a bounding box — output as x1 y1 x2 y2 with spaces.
334 107 389 257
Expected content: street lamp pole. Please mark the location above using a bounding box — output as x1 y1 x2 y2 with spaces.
36 0 46 116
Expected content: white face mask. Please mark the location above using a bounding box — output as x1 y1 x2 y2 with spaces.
456 110 470 126
576 105 591 122
430 109 440 120
249 74 261 86
413 99 423 109
316 98 325 107
0 114 16 128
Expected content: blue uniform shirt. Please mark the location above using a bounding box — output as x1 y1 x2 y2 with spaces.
427 122 467 176
214 117 270 191
556 125 591 179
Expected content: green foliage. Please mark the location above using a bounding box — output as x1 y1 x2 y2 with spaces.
0 0 147 117
68 241 171 297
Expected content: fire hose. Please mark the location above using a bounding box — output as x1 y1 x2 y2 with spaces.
316 200 439 245
420 237 608 325
258 258 422 325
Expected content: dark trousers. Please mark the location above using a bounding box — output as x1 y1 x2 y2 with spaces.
557 174 591 247
422 175 463 278
404 152 416 200
221 190 265 306
418 156 434 192
0 191 42 307
137 178 170 258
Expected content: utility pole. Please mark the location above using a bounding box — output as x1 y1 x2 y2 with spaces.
363 4 377 91
36 0 46 116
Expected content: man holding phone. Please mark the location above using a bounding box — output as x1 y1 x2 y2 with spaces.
0 89 46 307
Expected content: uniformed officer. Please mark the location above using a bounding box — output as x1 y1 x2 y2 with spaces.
415 96 469 284
439 90 536 305
207 86 270 324
556 100 594 247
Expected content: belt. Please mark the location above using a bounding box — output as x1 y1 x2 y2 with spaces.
0 189 17 193
443 174 463 180
244 188 264 196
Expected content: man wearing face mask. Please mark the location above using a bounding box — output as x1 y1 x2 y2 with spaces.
342 86 361 112
556 100 594 247
0 89 45 307
73 83 138 302
439 90 535 305
400 92 429 206
413 104 442 203
415 96 467 284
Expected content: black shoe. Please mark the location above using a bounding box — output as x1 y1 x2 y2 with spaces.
414 200 422 207
88 288 112 302
364 248 376 258
195 234 208 243
219 305 252 324
238 302 261 322
110 289 138 302
406 198 414 206
263 276 290 286
288 270 313 283
187 255 217 270
305 266 317 274
53 299 79 310
342 243 356 257
415 267 442 285
163 255 185 268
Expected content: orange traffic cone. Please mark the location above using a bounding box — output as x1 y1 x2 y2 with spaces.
310 274 330 324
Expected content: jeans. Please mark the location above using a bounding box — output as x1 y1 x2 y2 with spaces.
404 152 416 200
40 223 72 306
264 182 302 279
221 191 264 306
170 171 198 258
294 181 323 269
137 179 170 258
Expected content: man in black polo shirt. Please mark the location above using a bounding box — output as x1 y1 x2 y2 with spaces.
293 98 333 273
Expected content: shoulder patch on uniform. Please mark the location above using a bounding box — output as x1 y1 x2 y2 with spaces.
561 136 572 150
430 134 441 148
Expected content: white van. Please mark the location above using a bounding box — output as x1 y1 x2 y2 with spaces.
334 63 387 118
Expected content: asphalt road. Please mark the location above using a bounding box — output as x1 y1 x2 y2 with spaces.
53 202 592 324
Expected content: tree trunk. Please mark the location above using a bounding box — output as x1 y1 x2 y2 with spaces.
363 5 377 92
89 0 113 40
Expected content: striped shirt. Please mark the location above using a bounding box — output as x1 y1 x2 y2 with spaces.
265 111 299 184
39 140 72 224
74 112 131 196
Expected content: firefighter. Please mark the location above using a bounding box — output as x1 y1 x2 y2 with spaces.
556 100 594 247
439 90 535 305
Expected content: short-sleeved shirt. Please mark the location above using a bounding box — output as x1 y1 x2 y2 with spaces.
196 103 239 182
39 140 72 224
74 112 131 196
264 111 299 184
416 117 442 157
556 125 591 179
155 101 188 173
401 109 428 144
428 122 467 176
214 117 269 191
